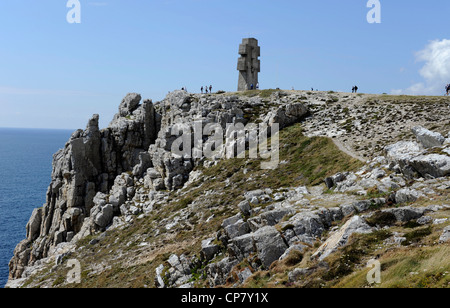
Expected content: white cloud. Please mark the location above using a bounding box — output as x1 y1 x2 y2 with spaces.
391 39 450 96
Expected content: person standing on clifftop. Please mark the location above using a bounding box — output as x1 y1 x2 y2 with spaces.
209 85 212 94
446 84 450 96
354 86 358 93
201 86 203 94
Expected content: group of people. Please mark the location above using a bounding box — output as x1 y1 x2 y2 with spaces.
191 84 450 96
201 85 213 94
250 82 259 90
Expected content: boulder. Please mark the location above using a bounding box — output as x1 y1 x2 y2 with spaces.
439 226 450 243
288 267 315 282
94 204 114 229
224 219 251 239
408 154 450 179
385 140 450 179
238 200 252 217
417 216 433 225
395 188 420 204
26 208 43 241
411 126 445 148
205 257 239 287
385 141 421 161
166 90 191 109
382 206 424 222
280 211 326 245
325 172 348 189
352 200 373 213
230 226 288 269
340 203 356 217
253 226 289 268
247 208 294 232
312 216 372 261
201 238 220 261
244 189 265 201
265 103 309 129
118 93 142 117
222 214 242 229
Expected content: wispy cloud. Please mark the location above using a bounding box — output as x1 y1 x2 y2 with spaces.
392 39 450 96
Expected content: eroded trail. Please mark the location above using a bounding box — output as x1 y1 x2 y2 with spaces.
332 138 367 163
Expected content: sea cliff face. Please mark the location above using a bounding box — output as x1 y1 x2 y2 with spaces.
7 90 450 288
9 93 158 279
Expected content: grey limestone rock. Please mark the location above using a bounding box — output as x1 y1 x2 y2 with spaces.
412 126 445 149
385 134 450 179
224 219 251 239
382 206 424 222
238 200 252 217
26 208 42 241
201 238 220 262
253 226 288 268
118 93 141 117
312 215 372 261
439 226 450 243
408 154 450 179
205 257 239 287
94 204 114 229
264 103 309 129
229 226 288 269
395 188 420 204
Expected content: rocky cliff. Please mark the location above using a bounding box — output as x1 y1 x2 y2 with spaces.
7 90 450 288
9 93 158 279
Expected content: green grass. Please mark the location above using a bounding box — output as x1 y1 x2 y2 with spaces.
200 123 363 191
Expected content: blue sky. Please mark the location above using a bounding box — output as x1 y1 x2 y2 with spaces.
0 0 449 129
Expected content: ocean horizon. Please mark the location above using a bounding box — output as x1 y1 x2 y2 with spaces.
0 127 73 287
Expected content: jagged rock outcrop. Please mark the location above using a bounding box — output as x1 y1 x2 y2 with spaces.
9 93 158 279
385 126 450 179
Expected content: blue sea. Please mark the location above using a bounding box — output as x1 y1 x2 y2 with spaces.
0 128 72 288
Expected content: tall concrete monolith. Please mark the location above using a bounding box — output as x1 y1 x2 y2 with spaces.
237 38 260 91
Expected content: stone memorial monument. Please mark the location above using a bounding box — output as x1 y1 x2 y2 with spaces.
237 38 260 91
